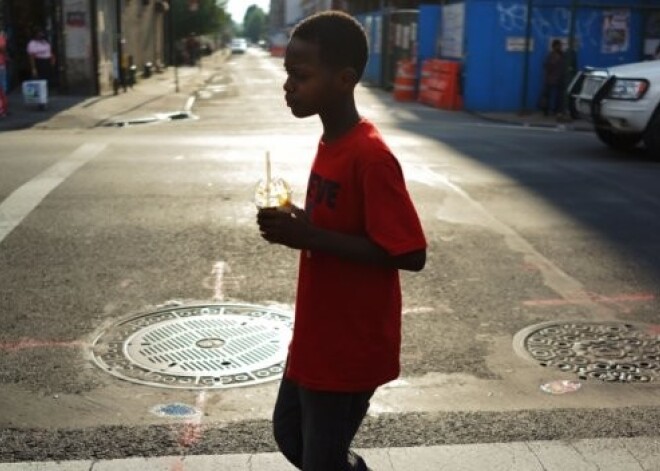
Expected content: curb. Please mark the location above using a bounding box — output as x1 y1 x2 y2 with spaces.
469 111 594 132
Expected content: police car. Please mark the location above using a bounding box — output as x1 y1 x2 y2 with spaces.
569 60 660 157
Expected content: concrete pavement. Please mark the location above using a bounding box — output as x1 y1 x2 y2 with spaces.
0 437 658 470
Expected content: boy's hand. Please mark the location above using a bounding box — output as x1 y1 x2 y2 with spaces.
257 205 313 250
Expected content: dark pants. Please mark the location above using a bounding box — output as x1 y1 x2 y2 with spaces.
35 58 52 83
540 82 565 115
273 376 374 471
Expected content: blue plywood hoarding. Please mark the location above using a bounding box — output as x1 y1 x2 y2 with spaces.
356 11 384 87
463 0 647 111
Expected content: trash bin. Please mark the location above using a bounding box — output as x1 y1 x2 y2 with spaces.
22 80 48 110
143 62 153 78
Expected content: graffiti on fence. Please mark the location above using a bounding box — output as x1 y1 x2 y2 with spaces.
496 2 600 48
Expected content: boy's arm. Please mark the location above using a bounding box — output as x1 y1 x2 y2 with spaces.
257 207 426 272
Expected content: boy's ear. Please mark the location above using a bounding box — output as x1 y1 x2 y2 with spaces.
337 66 359 90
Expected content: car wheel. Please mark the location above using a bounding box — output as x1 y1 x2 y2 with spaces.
643 108 660 158
595 127 642 150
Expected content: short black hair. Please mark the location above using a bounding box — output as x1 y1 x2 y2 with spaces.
291 11 368 80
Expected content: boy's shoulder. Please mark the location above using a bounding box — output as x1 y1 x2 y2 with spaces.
346 119 393 164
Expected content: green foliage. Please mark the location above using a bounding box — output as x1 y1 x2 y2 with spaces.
171 0 231 40
243 4 268 43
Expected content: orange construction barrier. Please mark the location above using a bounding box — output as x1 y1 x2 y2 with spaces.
418 59 462 111
393 59 416 102
270 45 286 57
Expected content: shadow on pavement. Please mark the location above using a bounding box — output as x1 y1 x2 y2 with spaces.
366 86 660 290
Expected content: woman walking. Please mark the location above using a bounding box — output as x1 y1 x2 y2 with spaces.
27 29 55 83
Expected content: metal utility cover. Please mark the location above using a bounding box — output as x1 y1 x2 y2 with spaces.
514 321 660 384
91 304 292 389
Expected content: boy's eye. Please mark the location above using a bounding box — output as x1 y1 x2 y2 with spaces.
288 71 308 81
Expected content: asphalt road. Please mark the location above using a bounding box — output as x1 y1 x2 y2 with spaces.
1 48 659 462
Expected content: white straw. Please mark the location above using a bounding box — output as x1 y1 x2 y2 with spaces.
265 151 271 205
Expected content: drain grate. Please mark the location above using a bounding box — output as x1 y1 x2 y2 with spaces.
513 321 660 383
91 303 292 389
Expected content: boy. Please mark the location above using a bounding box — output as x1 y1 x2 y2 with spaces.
257 11 427 471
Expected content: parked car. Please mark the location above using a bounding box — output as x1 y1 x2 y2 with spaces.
230 38 248 54
568 60 660 156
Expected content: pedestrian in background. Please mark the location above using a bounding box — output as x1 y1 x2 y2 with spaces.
27 29 55 83
0 31 8 117
257 11 427 471
540 39 566 117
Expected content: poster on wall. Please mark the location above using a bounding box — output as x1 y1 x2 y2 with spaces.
364 16 372 51
64 0 90 59
644 11 660 59
601 10 630 54
374 16 382 55
441 3 465 59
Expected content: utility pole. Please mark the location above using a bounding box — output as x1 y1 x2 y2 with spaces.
520 0 533 114
115 0 124 94
169 1 179 92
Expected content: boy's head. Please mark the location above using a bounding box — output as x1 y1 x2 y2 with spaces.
284 11 368 118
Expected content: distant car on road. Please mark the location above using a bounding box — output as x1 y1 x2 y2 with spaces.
569 60 660 156
231 38 248 54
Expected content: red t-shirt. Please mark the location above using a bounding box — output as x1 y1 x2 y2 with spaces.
285 119 427 392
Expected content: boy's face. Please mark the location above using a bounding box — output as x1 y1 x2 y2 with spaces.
283 37 342 118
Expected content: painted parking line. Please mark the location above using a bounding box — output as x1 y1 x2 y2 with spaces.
0 142 107 244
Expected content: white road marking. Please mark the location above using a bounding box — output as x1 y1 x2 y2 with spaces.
0 143 107 244
212 261 227 301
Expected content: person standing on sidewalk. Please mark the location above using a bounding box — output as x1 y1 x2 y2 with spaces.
257 11 427 471
0 31 8 117
27 29 56 84
539 39 566 117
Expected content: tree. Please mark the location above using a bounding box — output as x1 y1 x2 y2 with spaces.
243 4 267 43
171 0 231 41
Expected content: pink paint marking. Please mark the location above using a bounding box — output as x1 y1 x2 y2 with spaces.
170 391 208 470
523 293 655 311
178 391 207 447
646 324 660 336
0 338 85 352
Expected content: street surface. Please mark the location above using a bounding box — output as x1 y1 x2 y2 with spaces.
1 48 659 463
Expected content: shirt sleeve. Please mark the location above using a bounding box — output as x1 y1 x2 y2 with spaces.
362 155 427 256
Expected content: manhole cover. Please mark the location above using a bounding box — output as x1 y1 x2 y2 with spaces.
513 321 660 383
91 303 292 389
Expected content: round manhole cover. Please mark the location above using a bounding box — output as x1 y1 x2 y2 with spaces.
91 303 292 389
513 321 660 383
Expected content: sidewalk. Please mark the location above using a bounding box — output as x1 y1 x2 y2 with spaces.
0 437 657 470
0 52 229 133
472 110 594 132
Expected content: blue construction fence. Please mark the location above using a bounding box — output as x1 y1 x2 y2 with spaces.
357 0 658 112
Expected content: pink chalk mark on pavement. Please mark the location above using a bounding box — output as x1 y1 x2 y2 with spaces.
171 391 208 470
523 293 655 313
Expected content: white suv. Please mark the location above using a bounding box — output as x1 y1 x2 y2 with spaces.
569 60 660 156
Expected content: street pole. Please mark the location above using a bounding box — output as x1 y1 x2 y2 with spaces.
115 0 124 94
169 1 179 92
563 0 579 116
520 0 533 114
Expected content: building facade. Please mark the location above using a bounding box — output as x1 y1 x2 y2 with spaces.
0 0 167 96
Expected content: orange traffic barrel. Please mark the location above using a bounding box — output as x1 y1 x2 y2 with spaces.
393 60 416 102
